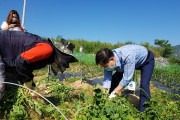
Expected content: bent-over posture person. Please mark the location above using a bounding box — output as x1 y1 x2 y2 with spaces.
0 30 78 100
95 44 154 112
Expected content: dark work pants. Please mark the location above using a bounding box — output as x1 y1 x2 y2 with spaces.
138 51 154 112
109 50 154 112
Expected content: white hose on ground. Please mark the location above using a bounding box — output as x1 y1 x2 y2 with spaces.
0 81 68 120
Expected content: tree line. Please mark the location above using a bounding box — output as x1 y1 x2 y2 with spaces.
51 36 179 64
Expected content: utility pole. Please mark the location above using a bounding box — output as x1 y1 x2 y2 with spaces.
22 0 26 28
79 46 83 83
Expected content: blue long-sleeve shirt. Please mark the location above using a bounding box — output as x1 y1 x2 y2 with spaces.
103 44 148 88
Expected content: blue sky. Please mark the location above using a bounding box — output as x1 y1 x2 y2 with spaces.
0 0 180 46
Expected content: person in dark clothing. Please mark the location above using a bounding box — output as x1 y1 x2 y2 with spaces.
0 30 78 100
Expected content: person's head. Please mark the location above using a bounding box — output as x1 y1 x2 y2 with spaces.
95 48 116 69
6 10 21 25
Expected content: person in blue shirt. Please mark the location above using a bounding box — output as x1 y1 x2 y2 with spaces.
95 44 155 112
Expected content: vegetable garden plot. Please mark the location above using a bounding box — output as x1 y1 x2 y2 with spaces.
1 53 180 119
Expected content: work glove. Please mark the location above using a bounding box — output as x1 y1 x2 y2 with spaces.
109 91 117 99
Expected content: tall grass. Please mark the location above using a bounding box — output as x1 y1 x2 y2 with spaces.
69 39 162 58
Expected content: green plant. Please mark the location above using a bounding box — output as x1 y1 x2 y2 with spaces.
154 39 174 58
168 56 180 64
153 64 180 91
76 87 139 119
1 57 180 119
140 92 180 119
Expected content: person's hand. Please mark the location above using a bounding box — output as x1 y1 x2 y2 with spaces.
114 85 124 94
9 24 17 28
109 85 124 100
109 91 117 99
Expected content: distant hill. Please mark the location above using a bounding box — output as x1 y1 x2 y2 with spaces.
173 45 180 58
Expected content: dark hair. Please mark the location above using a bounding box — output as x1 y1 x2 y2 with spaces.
95 48 114 65
6 10 21 25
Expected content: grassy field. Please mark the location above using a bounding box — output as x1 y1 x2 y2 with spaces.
74 52 96 65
